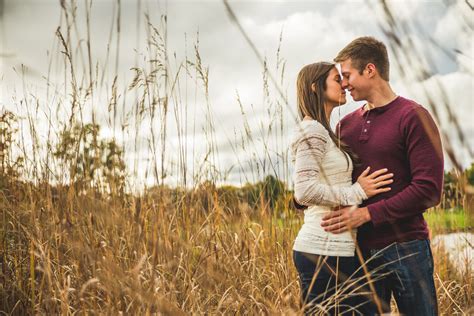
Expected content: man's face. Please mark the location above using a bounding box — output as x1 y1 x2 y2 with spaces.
339 58 370 101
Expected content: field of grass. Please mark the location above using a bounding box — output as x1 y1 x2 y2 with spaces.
1 181 473 314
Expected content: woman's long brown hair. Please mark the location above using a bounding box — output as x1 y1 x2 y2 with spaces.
296 62 357 167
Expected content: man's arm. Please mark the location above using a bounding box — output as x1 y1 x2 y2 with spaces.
367 107 443 226
320 206 370 233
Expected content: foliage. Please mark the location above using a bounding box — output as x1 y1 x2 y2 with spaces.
54 123 126 195
241 175 287 212
442 170 466 210
0 111 23 190
425 208 472 234
466 163 474 186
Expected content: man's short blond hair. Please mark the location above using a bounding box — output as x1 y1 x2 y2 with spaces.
334 36 390 81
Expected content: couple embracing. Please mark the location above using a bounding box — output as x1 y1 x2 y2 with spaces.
291 37 443 315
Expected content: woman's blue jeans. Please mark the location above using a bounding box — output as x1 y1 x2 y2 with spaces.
293 251 360 315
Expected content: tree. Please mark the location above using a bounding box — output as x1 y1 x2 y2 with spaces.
466 163 474 186
54 123 126 195
0 111 23 188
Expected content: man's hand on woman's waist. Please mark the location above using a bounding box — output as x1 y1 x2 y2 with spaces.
320 206 371 234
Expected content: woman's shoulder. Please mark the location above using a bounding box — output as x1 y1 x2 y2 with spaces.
294 120 330 139
290 120 331 161
290 120 330 151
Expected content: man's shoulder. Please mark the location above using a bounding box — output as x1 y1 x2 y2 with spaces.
392 96 439 134
396 96 427 113
396 96 432 118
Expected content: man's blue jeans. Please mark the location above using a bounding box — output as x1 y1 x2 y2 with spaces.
357 239 438 315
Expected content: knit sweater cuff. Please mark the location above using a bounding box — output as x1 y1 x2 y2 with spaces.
353 182 368 202
345 182 368 206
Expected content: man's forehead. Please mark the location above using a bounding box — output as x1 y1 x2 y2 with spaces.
338 60 354 73
335 62 351 77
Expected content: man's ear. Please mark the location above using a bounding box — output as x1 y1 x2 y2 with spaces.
366 63 376 78
311 83 317 92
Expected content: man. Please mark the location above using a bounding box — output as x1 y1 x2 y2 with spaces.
314 37 443 315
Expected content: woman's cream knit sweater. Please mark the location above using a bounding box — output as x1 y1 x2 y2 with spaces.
291 120 367 257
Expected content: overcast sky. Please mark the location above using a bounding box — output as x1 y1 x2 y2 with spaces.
1 0 473 188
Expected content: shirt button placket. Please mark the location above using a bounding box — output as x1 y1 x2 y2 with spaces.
359 114 371 142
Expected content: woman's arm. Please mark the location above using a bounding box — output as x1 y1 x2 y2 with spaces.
293 123 367 207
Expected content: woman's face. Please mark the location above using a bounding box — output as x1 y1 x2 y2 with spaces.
324 67 346 106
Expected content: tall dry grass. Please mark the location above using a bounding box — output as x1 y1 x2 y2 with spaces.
1 0 473 314
1 181 301 314
1 176 473 314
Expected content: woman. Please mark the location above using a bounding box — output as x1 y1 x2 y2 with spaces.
291 62 393 314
